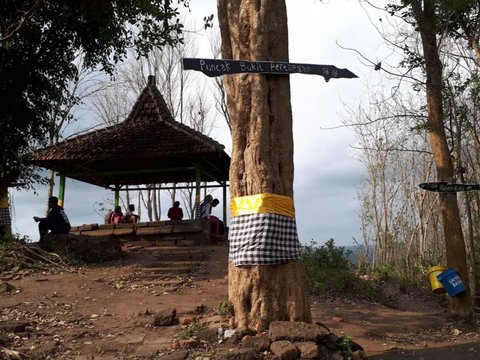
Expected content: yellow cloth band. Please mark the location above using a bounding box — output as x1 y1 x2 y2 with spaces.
230 193 295 218
0 194 8 208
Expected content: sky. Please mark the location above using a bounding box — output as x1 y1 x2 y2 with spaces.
11 0 390 246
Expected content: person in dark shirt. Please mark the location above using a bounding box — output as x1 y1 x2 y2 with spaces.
33 196 71 248
124 204 140 223
167 201 184 222
200 195 219 236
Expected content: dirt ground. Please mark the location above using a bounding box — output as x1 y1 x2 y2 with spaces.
1 241 479 359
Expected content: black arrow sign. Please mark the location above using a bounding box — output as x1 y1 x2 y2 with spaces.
419 182 480 192
182 58 358 81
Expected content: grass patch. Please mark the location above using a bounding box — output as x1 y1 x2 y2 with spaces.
302 239 397 308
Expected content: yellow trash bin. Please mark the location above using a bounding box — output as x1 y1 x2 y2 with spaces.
427 266 446 294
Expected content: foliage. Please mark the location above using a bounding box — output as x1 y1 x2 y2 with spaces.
0 235 68 274
0 0 187 186
177 321 204 339
339 335 354 360
215 299 234 317
301 239 397 308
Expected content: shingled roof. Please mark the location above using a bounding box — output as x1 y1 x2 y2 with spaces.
28 76 230 188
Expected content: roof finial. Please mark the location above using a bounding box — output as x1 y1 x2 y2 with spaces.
147 75 156 85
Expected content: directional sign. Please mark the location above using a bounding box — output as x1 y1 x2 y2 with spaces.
182 58 358 81
419 182 480 192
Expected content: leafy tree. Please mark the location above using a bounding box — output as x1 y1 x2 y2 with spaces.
0 0 187 188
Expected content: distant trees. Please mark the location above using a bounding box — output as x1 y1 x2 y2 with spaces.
89 29 222 221
350 0 480 318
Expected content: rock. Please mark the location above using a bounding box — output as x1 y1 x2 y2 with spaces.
352 350 367 360
294 341 318 359
223 348 256 360
269 321 330 342
177 338 199 348
332 316 344 323
0 282 15 294
320 334 340 351
44 233 123 262
160 350 189 360
241 335 255 348
0 321 32 333
253 333 271 352
199 315 224 325
270 340 299 360
196 327 219 343
179 316 197 325
152 309 177 326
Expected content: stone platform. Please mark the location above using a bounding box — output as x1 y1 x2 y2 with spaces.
69 219 211 246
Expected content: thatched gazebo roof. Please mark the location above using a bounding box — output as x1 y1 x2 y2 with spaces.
28 76 230 189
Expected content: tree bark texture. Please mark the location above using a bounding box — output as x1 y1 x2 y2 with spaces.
413 0 472 318
218 0 311 329
0 183 12 239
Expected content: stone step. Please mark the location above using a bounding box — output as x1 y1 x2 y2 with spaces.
143 261 198 268
140 279 187 287
140 267 193 274
154 254 206 262
135 274 192 280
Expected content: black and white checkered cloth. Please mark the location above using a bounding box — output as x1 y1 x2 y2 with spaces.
229 213 301 266
0 208 11 225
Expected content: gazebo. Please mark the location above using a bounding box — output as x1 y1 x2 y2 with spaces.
28 75 231 224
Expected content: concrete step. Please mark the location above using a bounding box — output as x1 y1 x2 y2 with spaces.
136 273 192 280
140 267 193 274
140 279 187 287
143 261 198 268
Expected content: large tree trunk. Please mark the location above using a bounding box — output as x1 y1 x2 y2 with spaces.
218 0 311 330
413 0 471 318
0 182 12 240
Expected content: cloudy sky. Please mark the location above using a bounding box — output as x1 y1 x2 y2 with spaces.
11 0 390 246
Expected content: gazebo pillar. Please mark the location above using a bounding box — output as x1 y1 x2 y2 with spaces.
58 174 66 207
195 167 201 218
114 185 120 207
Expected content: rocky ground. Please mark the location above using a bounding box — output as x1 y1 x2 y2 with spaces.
0 241 479 359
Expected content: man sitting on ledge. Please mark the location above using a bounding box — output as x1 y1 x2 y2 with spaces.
167 201 184 223
33 196 71 249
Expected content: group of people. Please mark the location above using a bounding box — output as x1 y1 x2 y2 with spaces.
106 204 140 224
198 195 225 237
167 196 225 237
33 195 225 247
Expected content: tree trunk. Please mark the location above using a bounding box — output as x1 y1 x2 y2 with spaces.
413 0 472 318
218 0 311 330
0 183 12 240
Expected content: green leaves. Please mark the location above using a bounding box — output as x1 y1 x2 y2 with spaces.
0 0 187 185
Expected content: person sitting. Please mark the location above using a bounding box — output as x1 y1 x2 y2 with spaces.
211 198 226 236
124 204 140 223
109 206 124 225
33 196 71 249
200 195 220 236
167 201 184 222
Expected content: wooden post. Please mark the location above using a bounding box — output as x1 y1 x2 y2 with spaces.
0 183 11 239
195 167 201 219
222 181 227 226
58 174 66 207
114 185 120 207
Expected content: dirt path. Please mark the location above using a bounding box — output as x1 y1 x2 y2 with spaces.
1 243 479 359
